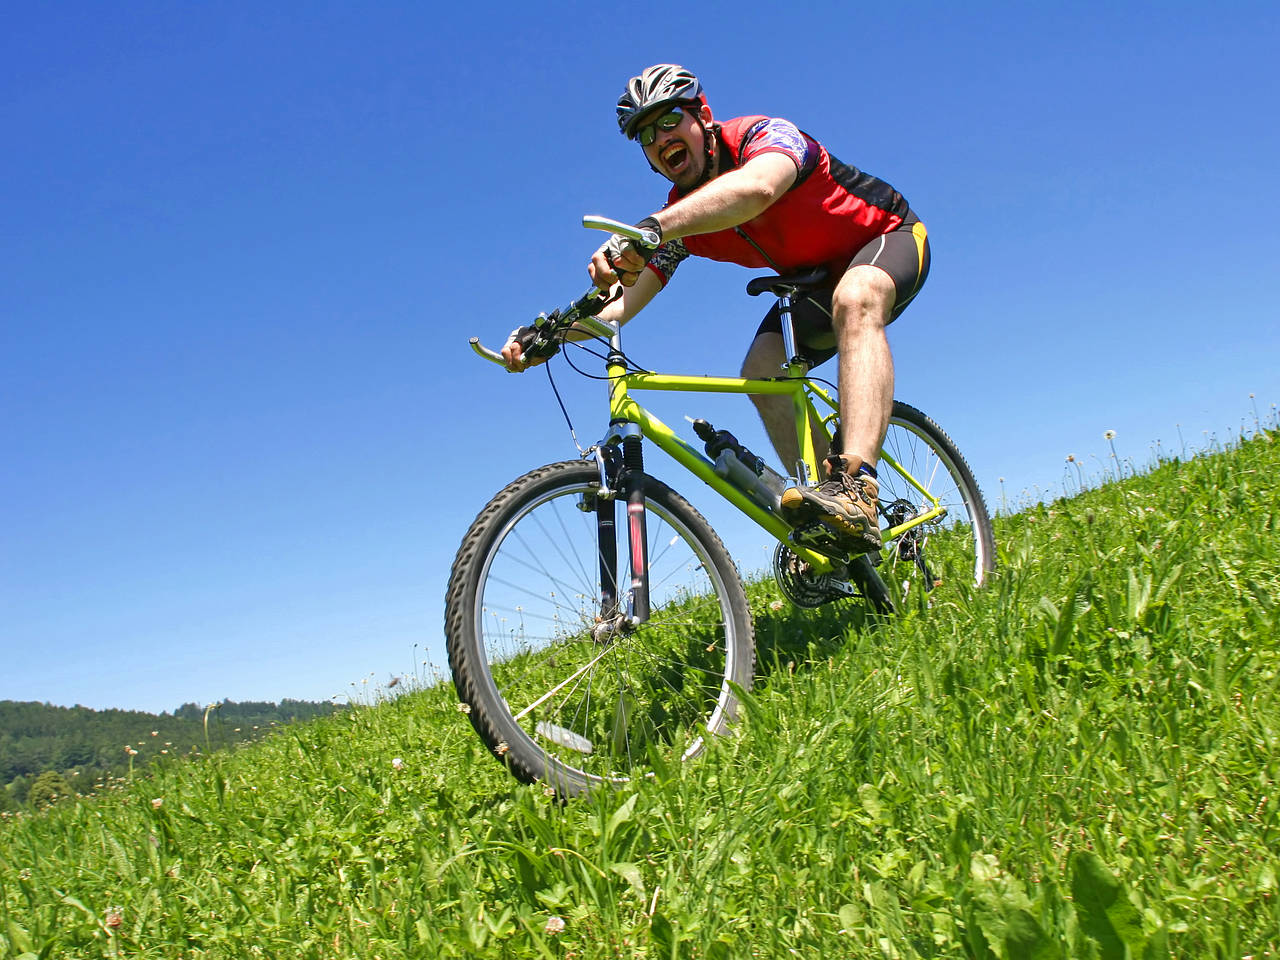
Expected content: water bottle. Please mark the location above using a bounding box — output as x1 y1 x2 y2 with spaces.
691 419 787 512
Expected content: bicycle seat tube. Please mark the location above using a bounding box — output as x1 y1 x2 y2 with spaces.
775 290 817 485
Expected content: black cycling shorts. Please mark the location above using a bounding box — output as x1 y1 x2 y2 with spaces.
753 210 930 366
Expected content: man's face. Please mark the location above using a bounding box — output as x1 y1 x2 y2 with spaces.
639 105 712 190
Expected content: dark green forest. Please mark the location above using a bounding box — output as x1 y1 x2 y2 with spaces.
0 698 345 810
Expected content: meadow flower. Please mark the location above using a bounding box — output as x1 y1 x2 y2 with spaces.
545 916 566 935
769 599 784 612
151 797 163 809
1104 430 1116 440
105 906 123 929
391 757 404 770
456 702 471 714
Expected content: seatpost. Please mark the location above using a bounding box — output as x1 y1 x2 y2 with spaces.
776 288 815 484
777 291 811 378
778 292 799 366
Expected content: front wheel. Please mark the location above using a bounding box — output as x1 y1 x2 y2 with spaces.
445 460 754 797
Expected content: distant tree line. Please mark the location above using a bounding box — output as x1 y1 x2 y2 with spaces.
0 698 346 811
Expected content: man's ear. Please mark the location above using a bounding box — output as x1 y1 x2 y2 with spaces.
698 103 714 125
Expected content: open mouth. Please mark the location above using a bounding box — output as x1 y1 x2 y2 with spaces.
660 142 690 174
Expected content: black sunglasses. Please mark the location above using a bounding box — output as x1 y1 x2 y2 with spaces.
634 109 685 146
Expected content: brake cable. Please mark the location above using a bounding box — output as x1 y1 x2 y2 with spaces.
542 331 650 456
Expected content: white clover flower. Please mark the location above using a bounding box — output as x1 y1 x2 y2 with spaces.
151 797 163 809
391 757 404 770
544 916 566 935
769 599 785 612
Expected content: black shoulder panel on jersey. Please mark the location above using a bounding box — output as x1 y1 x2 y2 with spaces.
827 154 910 218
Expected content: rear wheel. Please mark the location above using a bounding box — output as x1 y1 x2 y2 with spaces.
445 460 754 797
874 401 996 597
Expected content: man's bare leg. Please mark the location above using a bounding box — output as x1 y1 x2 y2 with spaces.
771 266 896 553
741 332 828 476
831 265 897 467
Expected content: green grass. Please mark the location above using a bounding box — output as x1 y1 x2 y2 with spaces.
2 429 1277 958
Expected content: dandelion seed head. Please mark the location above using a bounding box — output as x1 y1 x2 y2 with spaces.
1104 430 1116 440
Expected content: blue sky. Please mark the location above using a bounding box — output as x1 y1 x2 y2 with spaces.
3 3 1277 713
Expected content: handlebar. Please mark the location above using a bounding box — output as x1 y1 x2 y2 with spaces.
470 215 652 365
581 214 660 249
469 285 620 366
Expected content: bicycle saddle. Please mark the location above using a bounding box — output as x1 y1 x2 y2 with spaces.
745 268 830 297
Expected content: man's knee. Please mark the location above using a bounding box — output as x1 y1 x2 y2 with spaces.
833 266 896 330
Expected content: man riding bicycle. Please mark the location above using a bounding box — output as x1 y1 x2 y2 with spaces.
502 64 930 555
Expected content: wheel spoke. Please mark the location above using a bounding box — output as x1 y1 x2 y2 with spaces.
446 462 753 796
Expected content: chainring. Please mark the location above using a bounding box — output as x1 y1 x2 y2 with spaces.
772 543 845 608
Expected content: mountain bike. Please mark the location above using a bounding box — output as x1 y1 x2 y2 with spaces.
445 216 995 797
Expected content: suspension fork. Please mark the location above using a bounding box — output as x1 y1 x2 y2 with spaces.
594 419 651 626
621 432 650 623
593 444 620 622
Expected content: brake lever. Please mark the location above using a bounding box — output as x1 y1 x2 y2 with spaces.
583 215 661 250
469 216 638 365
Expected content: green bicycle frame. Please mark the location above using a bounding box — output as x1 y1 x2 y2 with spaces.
604 359 948 578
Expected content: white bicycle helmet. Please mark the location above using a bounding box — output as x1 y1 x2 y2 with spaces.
616 64 707 139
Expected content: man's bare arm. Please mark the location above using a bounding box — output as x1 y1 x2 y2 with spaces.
655 152 798 239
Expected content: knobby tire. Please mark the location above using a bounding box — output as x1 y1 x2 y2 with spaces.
445 460 754 797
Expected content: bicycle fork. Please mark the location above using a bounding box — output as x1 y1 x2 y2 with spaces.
591 424 651 632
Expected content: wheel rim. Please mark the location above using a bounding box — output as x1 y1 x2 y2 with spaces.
878 417 992 592
471 474 743 788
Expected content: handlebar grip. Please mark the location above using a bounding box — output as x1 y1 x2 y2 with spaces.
583 215 659 249
469 337 508 365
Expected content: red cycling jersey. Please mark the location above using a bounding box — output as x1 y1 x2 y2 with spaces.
647 115 910 285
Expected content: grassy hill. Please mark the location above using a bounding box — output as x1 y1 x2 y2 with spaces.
2 429 1277 958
